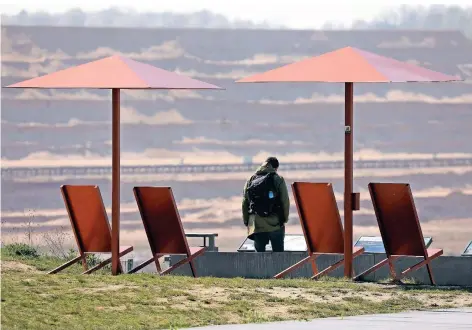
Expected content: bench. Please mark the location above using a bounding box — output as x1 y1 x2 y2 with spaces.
185 233 219 252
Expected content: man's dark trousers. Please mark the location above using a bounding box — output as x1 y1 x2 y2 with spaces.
253 226 285 252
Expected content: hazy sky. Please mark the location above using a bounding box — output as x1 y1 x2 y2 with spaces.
1 0 471 28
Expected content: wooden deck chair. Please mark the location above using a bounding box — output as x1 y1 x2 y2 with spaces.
48 185 133 274
274 182 365 279
354 183 443 285
128 187 206 276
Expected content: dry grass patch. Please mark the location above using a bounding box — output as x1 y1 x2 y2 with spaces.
2 251 472 329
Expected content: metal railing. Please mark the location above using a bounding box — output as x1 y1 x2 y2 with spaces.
2 157 472 180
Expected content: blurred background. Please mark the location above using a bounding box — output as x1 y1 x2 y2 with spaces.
1 1 472 257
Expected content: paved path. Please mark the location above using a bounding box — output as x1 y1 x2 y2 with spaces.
187 308 472 329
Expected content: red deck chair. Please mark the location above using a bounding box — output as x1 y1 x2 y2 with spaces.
274 182 365 279
48 185 133 274
354 183 443 285
128 187 205 276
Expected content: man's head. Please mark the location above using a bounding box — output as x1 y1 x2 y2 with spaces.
265 156 279 171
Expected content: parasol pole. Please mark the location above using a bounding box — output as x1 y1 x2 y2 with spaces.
344 82 354 278
111 88 121 275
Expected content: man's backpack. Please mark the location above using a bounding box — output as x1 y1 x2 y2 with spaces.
247 172 279 217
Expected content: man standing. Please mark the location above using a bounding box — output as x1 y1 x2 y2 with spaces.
242 157 290 252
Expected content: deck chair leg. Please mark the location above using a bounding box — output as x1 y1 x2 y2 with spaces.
274 254 317 279
426 262 436 285
48 255 83 274
154 254 163 274
312 258 344 280
312 248 365 280
189 260 198 278
397 249 442 285
128 254 165 274
354 258 390 281
388 257 398 281
81 254 88 272
118 259 125 274
84 257 113 274
399 258 438 285
310 258 319 277
354 255 400 281
82 247 133 275
160 250 205 277
128 257 155 274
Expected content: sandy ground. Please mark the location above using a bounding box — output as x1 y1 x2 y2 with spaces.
1 260 40 273
166 285 472 318
4 259 472 316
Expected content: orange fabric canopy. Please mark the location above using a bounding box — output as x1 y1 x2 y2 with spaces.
6 55 222 90
237 46 460 83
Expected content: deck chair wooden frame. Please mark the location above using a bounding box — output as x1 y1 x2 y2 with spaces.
128 187 205 276
48 185 133 275
354 183 443 285
274 182 364 279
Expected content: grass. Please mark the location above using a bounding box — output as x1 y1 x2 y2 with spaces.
2 247 472 330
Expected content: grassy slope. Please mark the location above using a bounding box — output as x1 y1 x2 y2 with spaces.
2 252 472 330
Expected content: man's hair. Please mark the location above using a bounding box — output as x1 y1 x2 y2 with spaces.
265 157 279 169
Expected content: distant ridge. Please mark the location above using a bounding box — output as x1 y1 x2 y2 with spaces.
0 8 281 29
1 5 471 39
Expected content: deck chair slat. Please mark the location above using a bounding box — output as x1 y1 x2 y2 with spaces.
61 185 112 253
130 187 205 277
274 182 364 279
49 185 133 275
293 182 344 254
354 183 443 285
133 187 189 255
369 183 426 257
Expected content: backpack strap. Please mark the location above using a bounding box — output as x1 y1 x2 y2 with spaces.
247 173 257 188
270 173 285 226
